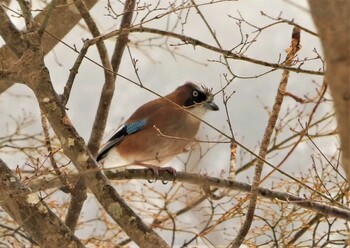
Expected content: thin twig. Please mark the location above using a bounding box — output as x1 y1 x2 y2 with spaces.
191 0 236 83
60 42 90 105
304 124 347 182
153 125 229 144
260 11 318 37
40 111 71 190
236 113 335 174
126 45 143 86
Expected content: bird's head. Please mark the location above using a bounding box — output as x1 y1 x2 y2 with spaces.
168 82 219 117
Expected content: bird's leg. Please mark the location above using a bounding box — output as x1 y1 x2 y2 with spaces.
134 162 160 182
134 162 176 183
160 166 177 177
160 166 177 184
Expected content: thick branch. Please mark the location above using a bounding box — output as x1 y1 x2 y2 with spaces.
309 0 350 183
0 159 84 247
27 169 350 221
0 0 99 94
64 177 87 232
0 4 28 57
0 69 23 82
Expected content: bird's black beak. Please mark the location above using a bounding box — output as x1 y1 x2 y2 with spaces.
204 100 219 111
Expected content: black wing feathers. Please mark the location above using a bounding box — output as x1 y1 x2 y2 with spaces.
96 119 147 161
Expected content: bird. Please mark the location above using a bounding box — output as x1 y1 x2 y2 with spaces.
96 82 219 174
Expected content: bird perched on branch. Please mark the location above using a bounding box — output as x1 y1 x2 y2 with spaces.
97 82 219 174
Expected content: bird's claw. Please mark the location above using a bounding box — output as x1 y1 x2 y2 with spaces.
148 167 159 183
161 166 176 184
147 166 176 183
162 166 177 176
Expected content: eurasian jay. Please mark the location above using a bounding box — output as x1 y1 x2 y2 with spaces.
96 82 219 173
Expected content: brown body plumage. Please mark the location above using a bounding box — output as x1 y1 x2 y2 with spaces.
97 82 218 169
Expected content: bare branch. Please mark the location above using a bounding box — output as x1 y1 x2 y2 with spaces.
1 1 346 245
0 0 100 94
78 6 115 156
0 159 84 247
231 27 301 247
64 176 87 232
0 70 22 82
261 82 332 182
0 4 27 57
91 27 324 76
17 0 33 28
309 0 350 184
40 111 71 190
111 0 136 73
260 11 318 37
105 169 350 221
37 0 58 36
26 169 350 221
61 0 115 233
60 42 90 106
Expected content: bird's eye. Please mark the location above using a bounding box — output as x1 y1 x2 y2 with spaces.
193 90 199 97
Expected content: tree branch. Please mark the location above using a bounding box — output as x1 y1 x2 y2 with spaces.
0 159 85 247
0 4 28 57
0 0 99 94
111 0 136 73
60 42 90 106
17 0 33 29
0 69 23 82
90 27 323 76
309 0 350 184
26 169 350 221
231 27 301 247
37 0 58 36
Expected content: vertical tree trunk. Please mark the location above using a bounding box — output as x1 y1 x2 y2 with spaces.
309 0 350 183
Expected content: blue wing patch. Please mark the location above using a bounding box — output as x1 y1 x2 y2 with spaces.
125 119 148 134
96 119 148 161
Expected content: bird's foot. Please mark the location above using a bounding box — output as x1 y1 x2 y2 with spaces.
135 162 160 182
135 162 176 183
160 166 176 184
160 166 177 177
146 166 177 183
148 166 160 183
